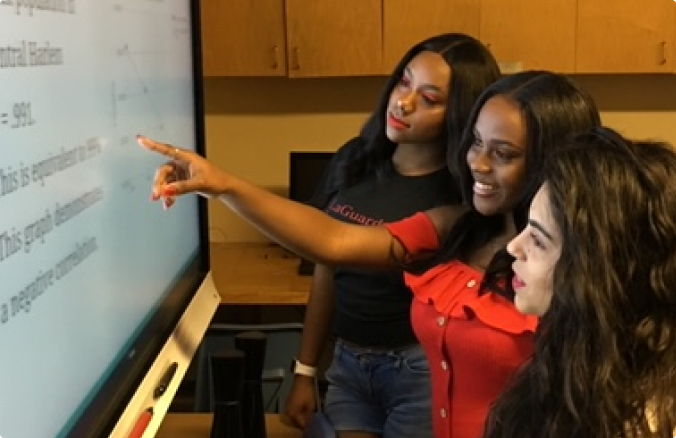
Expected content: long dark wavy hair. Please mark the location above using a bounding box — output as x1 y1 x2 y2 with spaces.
423 72 601 293
328 33 500 195
483 127 676 438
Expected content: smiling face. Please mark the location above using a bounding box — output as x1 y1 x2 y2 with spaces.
507 184 562 316
385 50 450 145
466 95 528 216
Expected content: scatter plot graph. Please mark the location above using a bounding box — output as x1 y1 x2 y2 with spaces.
108 0 195 147
112 42 165 134
0 2 203 437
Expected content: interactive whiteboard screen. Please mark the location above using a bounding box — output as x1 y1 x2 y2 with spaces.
0 1 208 437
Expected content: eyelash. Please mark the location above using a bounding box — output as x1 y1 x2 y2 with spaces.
530 232 546 250
469 138 514 162
494 149 513 161
470 134 514 163
421 95 437 106
397 77 439 106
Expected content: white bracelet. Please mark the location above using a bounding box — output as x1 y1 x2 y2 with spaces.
293 359 317 378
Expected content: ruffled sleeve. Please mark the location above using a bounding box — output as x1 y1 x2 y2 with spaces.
384 212 439 260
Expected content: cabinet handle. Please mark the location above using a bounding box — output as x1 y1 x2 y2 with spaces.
658 41 667 65
271 45 279 69
292 47 300 70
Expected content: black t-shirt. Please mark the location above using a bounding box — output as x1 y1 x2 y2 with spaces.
318 138 459 347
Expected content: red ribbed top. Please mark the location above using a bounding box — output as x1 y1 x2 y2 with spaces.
386 212 537 438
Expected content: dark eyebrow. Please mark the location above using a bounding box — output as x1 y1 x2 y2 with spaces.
479 136 524 153
529 219 554 242
495 141 524 152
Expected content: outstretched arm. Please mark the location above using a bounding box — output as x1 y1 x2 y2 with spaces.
137 135 403 268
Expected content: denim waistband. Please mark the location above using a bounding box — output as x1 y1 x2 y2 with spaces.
337 338 420 355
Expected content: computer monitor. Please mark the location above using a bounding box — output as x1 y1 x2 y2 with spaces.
289 152 336 206
0 1 218 437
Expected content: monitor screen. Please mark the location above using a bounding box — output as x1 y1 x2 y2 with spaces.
0 1 217 437
289 152 335 205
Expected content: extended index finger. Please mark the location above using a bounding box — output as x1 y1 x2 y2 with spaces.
136 135 177 159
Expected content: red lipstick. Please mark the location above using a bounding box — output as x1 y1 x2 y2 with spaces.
512 275 526 290
387 114 408 130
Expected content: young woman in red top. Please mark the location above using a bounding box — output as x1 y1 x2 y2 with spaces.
283 34 499 438
483 127 676 438
137 70 601 438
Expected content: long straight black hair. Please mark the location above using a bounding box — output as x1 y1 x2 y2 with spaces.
421 72 600 293
329 33 500 196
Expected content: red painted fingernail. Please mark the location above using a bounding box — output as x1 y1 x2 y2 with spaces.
163 187 176 197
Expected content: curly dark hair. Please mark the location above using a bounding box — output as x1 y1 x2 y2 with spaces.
483 127 676 438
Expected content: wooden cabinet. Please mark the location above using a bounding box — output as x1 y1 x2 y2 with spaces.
285 0 382 77
382 0 480 73
200 0 286 77
480 0 576 73
200 0 382 77
200 0 676 77
576 0 676 73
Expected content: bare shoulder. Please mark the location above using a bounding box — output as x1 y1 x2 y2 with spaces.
424 205 469 241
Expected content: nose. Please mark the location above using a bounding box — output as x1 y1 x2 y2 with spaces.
396 93 415 115
506 230 526 260
468 149 491 174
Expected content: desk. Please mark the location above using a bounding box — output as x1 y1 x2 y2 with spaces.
156 413 302 438
210 243 312 305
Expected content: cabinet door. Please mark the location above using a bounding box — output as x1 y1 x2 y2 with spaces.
200 0 286 76
285 0 382 77
383 0 480 73
480 0 576 73
577 0 675 73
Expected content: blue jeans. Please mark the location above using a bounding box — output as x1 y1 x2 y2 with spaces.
324 339 433 438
